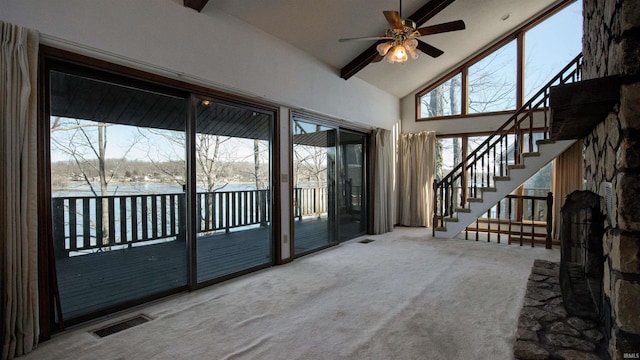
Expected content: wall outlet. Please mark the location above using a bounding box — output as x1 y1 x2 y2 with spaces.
283 234 289 244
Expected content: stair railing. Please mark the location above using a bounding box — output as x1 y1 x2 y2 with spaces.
433 53 583 236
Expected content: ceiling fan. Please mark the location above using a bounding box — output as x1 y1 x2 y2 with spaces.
339 1 465 64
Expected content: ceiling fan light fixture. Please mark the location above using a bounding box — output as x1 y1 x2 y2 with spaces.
376 42 393 56
386 43 408 63
404 38 419 60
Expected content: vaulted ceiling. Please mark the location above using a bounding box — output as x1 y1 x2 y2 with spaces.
186 0 569 98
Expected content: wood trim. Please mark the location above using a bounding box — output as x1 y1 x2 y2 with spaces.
288 111 295 262
186 95 198 289
407 0 456 25
271 107 283 265
414 0 577 121
340 0 455 80
461 67 469 115
367 131 376 235
183 0 209 12
417 107 548 122
434 126 547 139
516 31 525 108
340 42 386 81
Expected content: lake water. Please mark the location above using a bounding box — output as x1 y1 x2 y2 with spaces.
53 181 259 197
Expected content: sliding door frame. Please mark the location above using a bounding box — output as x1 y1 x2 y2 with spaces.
290 111 373 258
37 45 281 338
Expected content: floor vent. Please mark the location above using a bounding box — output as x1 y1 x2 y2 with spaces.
92 314 151 338
359 239 375 244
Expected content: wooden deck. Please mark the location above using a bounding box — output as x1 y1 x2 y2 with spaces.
55 219 334 321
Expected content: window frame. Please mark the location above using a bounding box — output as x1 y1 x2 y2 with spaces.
415 0 577 121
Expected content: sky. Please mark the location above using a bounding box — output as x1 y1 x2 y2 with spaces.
422 0 583 116
50 120 265 164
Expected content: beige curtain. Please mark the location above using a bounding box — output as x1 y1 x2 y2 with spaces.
1 21 40 360
397 131 436 227
373 128 394 234
551 140 584 240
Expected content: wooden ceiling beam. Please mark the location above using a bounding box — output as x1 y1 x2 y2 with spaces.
340 0 456 80
184 0 209 12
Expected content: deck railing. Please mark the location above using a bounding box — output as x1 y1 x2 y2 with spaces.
463 192 554 248
52 187 327 258
293 186 328 220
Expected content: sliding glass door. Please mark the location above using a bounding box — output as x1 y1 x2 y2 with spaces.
49 71 189 321
292 119 337 255
194 98 272 283
292 116 369 255
338 131 367 241
47 63 275 325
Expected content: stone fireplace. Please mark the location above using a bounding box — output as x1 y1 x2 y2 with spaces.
582 0 640 358
559 190 605 323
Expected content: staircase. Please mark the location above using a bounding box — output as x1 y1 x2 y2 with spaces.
433 54 583 239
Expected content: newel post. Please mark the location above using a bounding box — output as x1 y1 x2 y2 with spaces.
432 180 438 237
545 192 553 249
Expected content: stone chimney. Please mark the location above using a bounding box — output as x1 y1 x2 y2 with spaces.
582 0 640 358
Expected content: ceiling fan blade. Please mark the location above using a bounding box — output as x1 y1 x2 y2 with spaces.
383 10 404 30
416 40 444 58
415 20 466 36
371 54 385 63
339 36 392 43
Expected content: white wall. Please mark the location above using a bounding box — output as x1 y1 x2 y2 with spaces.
1 0 399 130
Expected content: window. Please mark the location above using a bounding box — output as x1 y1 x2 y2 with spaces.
524 1 583 99
419 74 462 118
435 137 463 181
468 41 517 114
416 0 581 120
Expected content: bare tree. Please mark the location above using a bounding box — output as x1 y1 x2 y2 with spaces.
293 145 327 188
50 117 139 247
196 134 229 192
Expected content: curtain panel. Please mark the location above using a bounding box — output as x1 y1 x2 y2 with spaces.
1 21 40 360
551 140 584 239
373 128 394 234
396 131 436 227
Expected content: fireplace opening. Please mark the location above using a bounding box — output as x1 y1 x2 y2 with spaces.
559 190 605 324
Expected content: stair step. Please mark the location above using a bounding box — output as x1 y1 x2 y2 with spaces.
493 176 510 181
508 164 525 170
435 227 447 232
536 139 555 145
522 152 541 158
467 198 483 203
455 207 471 213
481 187 497 192
444 217 459 223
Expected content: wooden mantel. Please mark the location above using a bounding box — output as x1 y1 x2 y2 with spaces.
549 75 620 140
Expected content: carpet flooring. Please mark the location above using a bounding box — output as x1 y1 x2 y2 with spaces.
24 227 559 360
